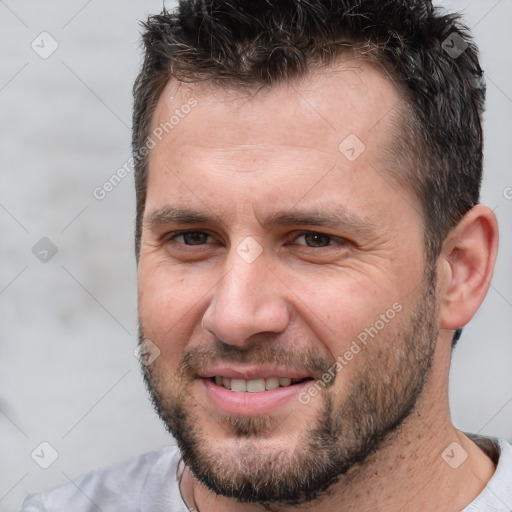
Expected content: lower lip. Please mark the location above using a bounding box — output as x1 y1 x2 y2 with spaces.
201 378 312 416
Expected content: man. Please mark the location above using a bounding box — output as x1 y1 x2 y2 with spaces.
22 1 510 511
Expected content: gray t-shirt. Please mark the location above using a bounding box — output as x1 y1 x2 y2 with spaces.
21 436 512 511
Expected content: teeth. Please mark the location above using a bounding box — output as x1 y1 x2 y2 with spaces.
230 379 247 392
265 377 280 390
213 376 305 392
247 379 266 393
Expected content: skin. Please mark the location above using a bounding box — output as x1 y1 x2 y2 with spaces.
137 58 499 511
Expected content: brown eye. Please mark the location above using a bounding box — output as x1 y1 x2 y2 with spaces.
298 232 333 247
174 232 211 245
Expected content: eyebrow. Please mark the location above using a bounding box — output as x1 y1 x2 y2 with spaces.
144 206 225 230
266 209 378 238
144 205 377 238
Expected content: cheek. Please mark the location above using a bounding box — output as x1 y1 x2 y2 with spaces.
137 263 211 360
288 269 406 358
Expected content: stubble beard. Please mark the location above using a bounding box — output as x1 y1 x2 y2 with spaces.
140 272 438 507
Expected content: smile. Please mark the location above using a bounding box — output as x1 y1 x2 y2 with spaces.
200 374 314 415
210 376 311 393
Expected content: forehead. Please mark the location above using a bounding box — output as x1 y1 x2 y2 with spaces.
151 58 402 156
146 58 411 227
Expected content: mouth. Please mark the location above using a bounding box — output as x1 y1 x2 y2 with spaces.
209 376 312 393
199 371 316 416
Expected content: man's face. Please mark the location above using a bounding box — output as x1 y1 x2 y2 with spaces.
138 60 439 505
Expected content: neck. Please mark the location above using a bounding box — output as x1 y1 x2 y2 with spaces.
189 338 495 512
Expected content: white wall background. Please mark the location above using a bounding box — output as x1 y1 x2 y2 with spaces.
0 1 510 510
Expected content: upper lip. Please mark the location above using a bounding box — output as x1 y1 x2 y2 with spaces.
198 366 312 380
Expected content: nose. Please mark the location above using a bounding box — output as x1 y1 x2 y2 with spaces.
201 248 290 347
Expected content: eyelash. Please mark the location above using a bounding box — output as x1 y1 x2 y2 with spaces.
170 231 213 245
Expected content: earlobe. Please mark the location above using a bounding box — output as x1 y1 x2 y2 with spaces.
439 205 499 331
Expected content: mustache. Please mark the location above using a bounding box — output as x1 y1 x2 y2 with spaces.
177 339 336 382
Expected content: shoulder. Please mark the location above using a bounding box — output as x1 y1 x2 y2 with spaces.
20 445 184 512
463 434 512 511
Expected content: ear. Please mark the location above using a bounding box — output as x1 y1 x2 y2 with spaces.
438 205 499 330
